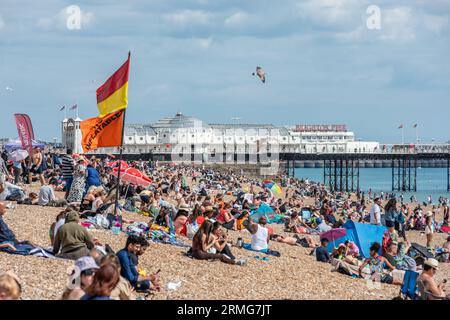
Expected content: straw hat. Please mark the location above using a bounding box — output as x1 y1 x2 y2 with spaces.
424 258 439 269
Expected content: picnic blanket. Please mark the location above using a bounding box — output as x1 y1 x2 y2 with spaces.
147 230 189 248
0 242 56 258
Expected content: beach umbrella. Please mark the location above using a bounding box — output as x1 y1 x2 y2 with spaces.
252 66 266 83
108 160 129 169
111 167 152 187
8 149 29 162
320 228 347 248
262 180 282 196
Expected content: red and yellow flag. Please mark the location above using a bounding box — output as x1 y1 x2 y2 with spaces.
96 53 130 117
80 109 125 153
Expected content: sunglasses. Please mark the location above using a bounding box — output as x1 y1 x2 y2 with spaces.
81 269 96 276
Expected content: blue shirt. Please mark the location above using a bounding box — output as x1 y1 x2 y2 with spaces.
0 216 18 244
86 165 101 187
316 246 330 263
116 248 139 286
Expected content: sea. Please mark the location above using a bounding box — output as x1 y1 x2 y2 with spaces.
294 167 450 203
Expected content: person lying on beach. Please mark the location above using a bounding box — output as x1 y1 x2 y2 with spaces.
271 234 317 248
0 180 25 202
191 220 246 265
17 192 38 205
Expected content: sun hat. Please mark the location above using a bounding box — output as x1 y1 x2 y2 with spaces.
424 258 439 269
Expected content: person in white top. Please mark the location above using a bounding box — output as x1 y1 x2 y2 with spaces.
247 216 269 251
369 198 382 226
425 213 434 249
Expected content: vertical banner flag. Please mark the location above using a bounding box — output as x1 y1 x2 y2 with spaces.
14 113 35 154
96 53 130 117
80 109 125 153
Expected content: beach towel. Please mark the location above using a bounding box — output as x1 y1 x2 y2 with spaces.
242 243 281 257
29 247 57 259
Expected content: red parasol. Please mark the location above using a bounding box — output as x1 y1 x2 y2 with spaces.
111 167 152 187
107 160 129 169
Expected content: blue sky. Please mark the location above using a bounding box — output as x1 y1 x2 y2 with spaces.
0 0 449 143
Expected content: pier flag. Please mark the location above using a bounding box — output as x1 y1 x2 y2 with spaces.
398 124 404 129
80 109 125 153
96 52 130 117
60 106 65 111
413 124 417 128
70 104 78 110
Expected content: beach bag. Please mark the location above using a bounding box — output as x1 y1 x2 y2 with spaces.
186 222 199 239
94 214 110 229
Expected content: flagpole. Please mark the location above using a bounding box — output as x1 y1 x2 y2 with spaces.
113 108 126 219
401 127 404 145
76 105 79 118
113 51 130 221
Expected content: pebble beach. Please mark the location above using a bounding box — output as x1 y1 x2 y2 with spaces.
1 186 448 300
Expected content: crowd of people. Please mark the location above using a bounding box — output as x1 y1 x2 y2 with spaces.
0 146 449 300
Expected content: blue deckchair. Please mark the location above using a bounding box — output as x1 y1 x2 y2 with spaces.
399 270 419 300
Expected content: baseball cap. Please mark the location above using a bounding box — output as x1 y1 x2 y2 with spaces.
75 256 99 273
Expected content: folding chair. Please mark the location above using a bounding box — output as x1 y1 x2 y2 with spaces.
398 270 419 300
417 279 449 300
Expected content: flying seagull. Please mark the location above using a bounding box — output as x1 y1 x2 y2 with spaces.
252 66 266 83
5 86 14 91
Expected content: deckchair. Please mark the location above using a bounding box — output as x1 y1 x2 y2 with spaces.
398 270 419 300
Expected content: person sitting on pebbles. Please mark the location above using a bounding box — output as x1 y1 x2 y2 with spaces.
52 211 100 260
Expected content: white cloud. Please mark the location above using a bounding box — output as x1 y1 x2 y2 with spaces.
422 13 449 34
36 6 94 31
196 37 213 49
335 26 365 42
224 11 249 28
296 0 363 27
379 7 417 42
163 10 210 26
0 14 5 30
